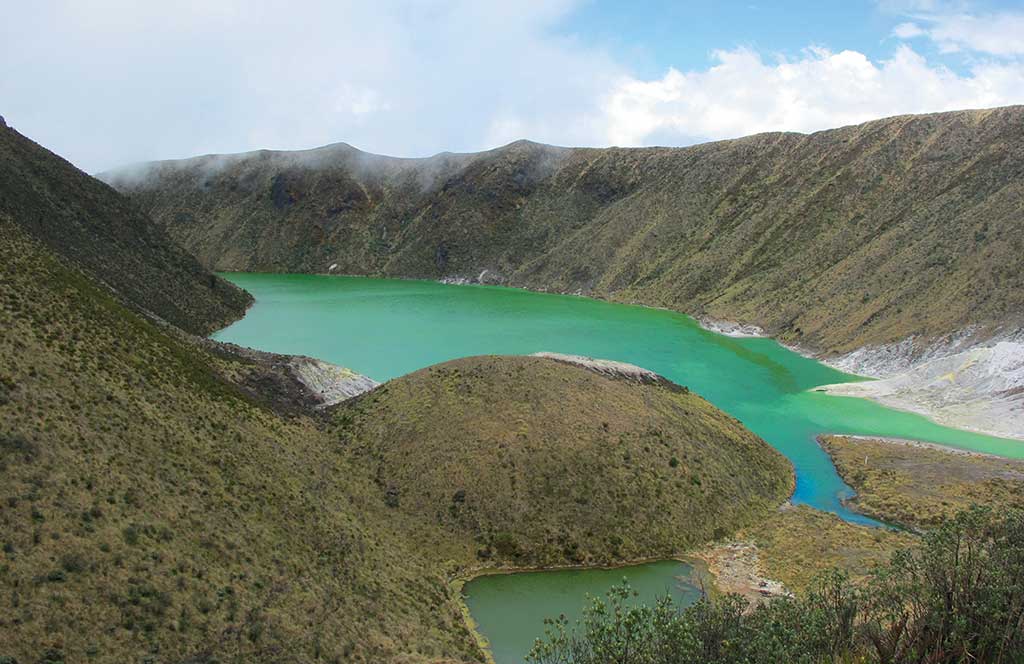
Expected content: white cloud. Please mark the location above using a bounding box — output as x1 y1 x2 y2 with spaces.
0 0 619 171
2 1 1023 172
924 12 1024 56
600 45 1024 146
893 22 926 38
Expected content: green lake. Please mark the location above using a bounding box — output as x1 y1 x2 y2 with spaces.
213 272 1023 662
462 560 701 664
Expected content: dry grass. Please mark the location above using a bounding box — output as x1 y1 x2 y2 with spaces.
821 435 1024 530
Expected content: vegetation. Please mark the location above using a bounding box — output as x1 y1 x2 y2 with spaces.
0 130 794 660
696 504 917 599
332 355 794 566
821 435 1024 530
7 119 1018 662
108 106 1024 355
0 123 251 335
528 506 1024 664
0 219 485 663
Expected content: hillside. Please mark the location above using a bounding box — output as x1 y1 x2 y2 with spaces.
332 353 794 567
0 121 250 335
0 169 794 664
0 218 490 663
0 228 793 661
105 106 1024 358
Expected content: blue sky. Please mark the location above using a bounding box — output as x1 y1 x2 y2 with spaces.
559 0 1021 75
561 2 897 77
2 1 1023 172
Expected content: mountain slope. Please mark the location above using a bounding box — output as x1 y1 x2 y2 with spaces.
0 121 251 335
106 106 1024 357
0 219 486 663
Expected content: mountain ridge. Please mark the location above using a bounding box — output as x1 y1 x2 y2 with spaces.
104 105 1024 361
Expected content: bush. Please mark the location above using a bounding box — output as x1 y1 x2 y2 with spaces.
528 507 1024 664
492 532 519 557
0 432 37 462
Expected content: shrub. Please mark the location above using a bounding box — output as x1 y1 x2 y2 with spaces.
492 532 519 557
529 507 1024 664
0 432 37 462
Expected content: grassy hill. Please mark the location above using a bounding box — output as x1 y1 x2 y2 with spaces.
106 106 1024 356
0 122 250 335
0 126 795 661
0 219 487 663
333 354 794 567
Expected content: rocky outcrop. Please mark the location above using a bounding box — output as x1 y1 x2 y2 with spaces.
289 356 378 406
531 352 665 385
819 340 1024 440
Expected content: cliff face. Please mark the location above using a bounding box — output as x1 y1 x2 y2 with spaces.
0 122 251 336
106 106 1024 357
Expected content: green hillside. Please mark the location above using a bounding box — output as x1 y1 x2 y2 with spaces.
107 106 1024 355
0 219 485 663
0 123 250 335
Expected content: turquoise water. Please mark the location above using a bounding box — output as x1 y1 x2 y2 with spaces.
463 560 701 664
214 273 1023 525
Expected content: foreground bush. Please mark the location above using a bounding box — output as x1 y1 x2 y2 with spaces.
528 507 1024 664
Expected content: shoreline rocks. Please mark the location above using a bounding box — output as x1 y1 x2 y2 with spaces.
817 341 1024 441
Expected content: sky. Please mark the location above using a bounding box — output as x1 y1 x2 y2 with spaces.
2 0 1024 173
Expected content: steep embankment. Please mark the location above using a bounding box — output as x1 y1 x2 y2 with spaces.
105 106 1024 359
0 120 251 335
332 353 794 567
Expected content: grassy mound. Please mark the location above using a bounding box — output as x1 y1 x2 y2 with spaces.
334 355 795 566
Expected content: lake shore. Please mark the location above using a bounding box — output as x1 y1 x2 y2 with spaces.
428 273 1024 443
815 341 1024 442
224 268 1022 442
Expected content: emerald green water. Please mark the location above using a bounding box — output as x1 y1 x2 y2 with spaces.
462 560 701 664
215 272 1023 523
214 273 1022 662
